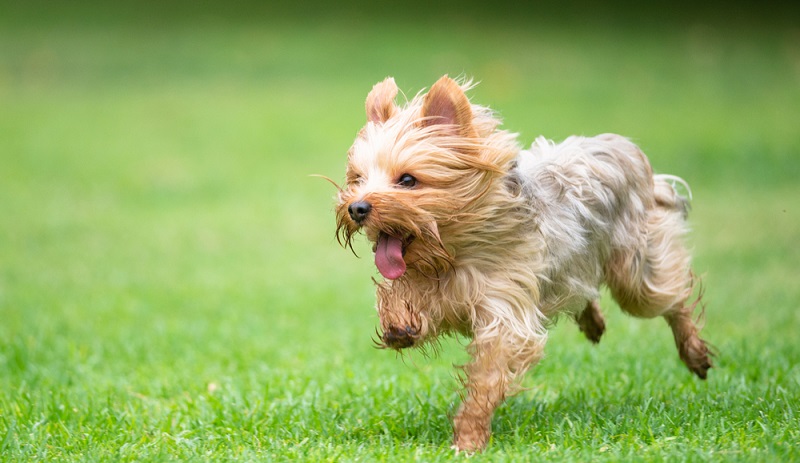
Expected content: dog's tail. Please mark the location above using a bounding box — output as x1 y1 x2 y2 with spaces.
653 174 692 219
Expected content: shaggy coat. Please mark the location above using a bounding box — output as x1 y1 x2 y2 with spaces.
335 76 711 451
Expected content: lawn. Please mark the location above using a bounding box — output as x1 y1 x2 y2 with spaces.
1 2 799 461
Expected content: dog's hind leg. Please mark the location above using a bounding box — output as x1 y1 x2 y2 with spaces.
576 300 605 344
605 177 712 379
664 297 712 378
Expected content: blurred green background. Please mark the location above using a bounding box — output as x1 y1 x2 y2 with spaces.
1 1 798 460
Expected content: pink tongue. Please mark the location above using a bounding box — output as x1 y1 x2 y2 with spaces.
375 233 406 280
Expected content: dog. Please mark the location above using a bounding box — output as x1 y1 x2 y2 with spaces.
334 75 711 451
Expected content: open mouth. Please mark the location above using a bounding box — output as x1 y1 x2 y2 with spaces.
373 232 414 280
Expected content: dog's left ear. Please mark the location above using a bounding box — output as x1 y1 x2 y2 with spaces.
421 76 477 138
366 77 399 123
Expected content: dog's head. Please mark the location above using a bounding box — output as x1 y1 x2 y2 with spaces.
335 75 516 281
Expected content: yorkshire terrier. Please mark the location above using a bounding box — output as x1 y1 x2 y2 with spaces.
334 75 711 451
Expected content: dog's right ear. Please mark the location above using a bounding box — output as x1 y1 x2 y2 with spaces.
366 77 398 123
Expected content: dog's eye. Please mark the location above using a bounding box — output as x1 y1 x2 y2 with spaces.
397 173 417 188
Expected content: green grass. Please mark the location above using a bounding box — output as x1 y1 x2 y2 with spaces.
1 3 799 461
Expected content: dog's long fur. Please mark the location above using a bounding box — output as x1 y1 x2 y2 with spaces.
335 75 711 451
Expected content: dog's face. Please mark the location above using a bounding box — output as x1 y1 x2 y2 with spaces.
336 76 499 280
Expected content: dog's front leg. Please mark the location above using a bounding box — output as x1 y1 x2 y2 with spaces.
452 339 509 452
452 328 545 452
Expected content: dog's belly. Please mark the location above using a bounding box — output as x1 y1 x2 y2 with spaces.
538 277 600 317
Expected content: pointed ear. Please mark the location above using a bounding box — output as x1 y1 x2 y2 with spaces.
421 75 476 138
365 77 398 123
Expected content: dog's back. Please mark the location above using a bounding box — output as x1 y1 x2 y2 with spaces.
515 134 656 314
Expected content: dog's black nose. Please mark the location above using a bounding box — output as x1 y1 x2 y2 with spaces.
348 200 372 223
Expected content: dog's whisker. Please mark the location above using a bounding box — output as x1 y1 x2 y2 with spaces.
309 173 343 192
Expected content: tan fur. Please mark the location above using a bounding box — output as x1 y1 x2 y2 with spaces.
335 75 712 452
365 77 399 123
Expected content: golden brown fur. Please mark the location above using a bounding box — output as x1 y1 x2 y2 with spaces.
334 75 712 452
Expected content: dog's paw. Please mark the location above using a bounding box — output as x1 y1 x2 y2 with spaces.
577 300 605 344
453 412 491 452
381 325 419 349
683 336 713 380
452 429 489 453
